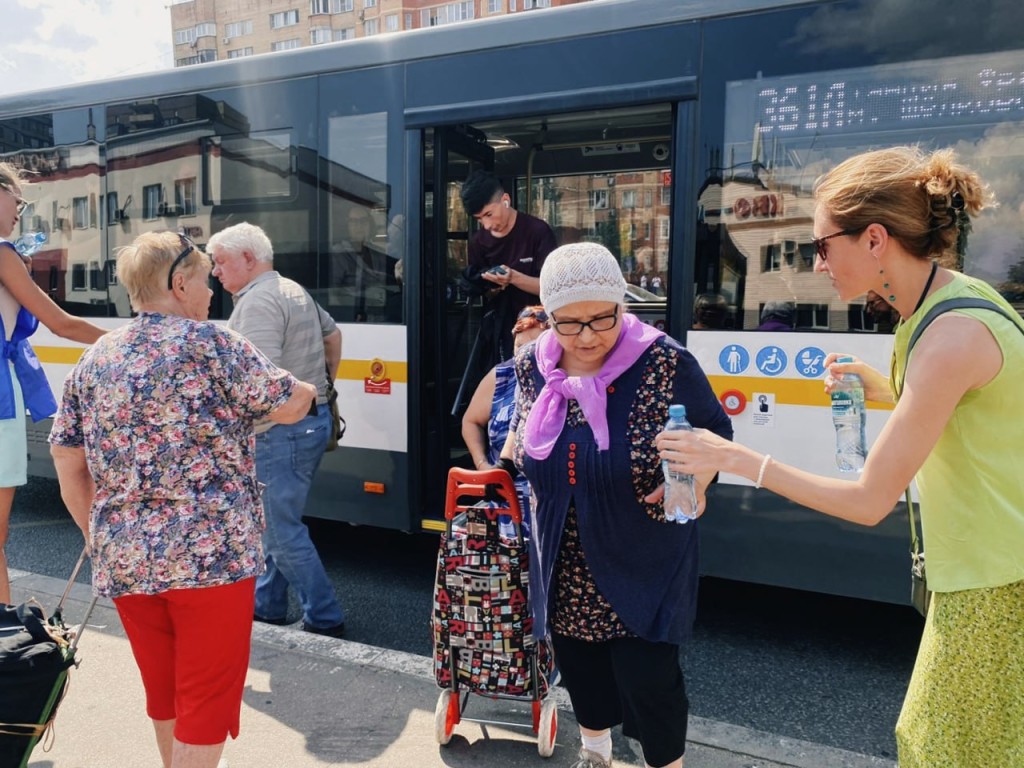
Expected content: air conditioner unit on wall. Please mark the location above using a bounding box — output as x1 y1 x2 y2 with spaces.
223 37 230 44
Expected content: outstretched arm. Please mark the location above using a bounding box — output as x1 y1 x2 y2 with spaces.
657 315 999 525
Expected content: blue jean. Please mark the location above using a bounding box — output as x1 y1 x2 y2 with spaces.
254 405 344 629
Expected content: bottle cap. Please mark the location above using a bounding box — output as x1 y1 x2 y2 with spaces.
668 404 686 419
837 355 854 363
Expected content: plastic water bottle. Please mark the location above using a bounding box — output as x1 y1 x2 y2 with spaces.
13 231 47 257
831 355 866 472
662 404 698 522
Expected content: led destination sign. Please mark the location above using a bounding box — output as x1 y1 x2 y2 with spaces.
728 52 1024 139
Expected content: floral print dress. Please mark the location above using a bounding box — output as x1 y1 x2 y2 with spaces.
49 312 296 598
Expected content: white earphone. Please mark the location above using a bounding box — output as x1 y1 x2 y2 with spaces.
503 200 510 208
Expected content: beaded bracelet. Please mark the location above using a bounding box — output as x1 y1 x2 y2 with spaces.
755 454 771 489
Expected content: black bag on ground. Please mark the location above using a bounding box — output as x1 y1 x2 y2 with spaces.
0 602 75 766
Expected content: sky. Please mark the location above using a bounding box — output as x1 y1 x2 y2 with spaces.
2 0 172 97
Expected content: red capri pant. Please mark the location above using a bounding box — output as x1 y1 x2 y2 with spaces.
114 578 256 745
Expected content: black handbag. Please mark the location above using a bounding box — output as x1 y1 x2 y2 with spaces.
325 365 345 452
906 487 930 617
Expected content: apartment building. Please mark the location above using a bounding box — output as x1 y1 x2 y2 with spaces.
170 0 591 67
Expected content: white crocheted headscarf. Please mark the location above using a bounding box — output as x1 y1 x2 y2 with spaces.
539 242 627 314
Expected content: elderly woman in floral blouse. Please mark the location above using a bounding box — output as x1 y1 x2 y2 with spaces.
49 231 316 768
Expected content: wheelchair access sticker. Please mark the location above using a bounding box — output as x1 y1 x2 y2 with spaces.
755 346 787 376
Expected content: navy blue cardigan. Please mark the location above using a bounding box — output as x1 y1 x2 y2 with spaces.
513 335 732 645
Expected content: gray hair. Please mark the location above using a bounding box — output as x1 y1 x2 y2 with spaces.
206 222 274 263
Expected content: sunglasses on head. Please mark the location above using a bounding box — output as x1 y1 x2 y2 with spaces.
167 233 196 290
517 308 548 322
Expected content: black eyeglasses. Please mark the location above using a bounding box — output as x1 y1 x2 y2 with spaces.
167 234 195 290
551 306 619 336
811 227 864 262
517 308 548 323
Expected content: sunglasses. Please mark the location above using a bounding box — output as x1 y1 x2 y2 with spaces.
3 186 28 216
811 227 865 262
517 308 548 323
167 234 196 290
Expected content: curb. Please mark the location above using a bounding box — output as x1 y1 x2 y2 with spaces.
9 568 896 768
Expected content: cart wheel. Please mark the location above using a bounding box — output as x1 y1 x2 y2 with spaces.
434 689 460 745
537 698 558 757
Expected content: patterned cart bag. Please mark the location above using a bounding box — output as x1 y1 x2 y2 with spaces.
432 468 552 699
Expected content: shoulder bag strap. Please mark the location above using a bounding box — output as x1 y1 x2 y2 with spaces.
901 297 1024 552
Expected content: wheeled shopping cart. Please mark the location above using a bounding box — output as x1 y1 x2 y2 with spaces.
0 547 98 768
431 467 558 757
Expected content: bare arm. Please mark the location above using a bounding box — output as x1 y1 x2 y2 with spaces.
0 247 105 344
657 315 1000 525
268 380 317 424
50 445 94 537
323 327 342 381
461 368 497 468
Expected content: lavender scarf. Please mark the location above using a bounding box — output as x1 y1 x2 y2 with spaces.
523 312 665 460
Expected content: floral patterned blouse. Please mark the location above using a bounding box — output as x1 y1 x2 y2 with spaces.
49 313 297 598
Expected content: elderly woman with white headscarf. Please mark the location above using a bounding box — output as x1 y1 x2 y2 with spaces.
505 243 732 768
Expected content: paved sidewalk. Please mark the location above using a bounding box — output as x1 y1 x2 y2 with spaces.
11 568 896 768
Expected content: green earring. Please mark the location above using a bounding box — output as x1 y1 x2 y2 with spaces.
880 268 895 303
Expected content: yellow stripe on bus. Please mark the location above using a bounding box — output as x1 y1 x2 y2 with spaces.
34 346 86 365
707 375 894 411
35 347 408 384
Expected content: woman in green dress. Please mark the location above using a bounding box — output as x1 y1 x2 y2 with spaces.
657 145 1024 767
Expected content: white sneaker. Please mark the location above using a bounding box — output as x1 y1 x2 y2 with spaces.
570 748 612 768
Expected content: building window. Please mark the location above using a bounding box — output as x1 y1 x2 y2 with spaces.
421 1 474 27
89 260 106 291
334 27 355 40
224 20 253 38
71 263 86 291
363 18 379 35
522 0 551 7
644 221 651 240
143 184 162 219
404 12 412 28
270 10 300 29
333 0 354 11
194 22 216 38
364 0 376 6
174 28 196 45
72 197 89 229
384 13 399 31
658 216 669 240
311 27 332 44
106 192 119 225
590 190 608 210
644 189 653 207
175 178 197 216
271 38 301 51
660 186 671 206
311 0 331 13
488 0 502 11
228 47 253 58
621 190 636 209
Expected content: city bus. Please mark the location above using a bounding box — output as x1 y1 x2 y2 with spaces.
5 0 1024 604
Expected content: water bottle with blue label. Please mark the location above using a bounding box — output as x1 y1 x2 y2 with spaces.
13 231 47 258
831 355 867 472
662 404 698 522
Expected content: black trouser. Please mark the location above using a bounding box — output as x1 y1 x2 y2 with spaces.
552 633 688 767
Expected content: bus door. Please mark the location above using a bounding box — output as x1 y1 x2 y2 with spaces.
421 125 495 519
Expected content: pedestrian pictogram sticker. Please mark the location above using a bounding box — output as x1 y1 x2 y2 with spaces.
719 344 749 374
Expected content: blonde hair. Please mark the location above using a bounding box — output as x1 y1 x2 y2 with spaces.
0 161 26 195
814 146 992 268
116 231 206 309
